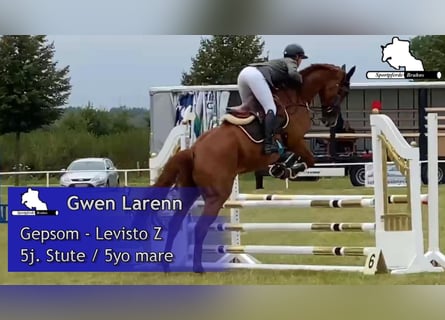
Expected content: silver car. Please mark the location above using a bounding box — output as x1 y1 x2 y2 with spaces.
60 158 120 187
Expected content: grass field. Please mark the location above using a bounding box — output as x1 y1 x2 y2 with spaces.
1 174 445 284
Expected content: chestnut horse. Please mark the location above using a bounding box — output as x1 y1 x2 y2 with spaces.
153 63 356 273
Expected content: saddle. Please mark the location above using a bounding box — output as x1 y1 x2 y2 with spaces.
223 96 289 143
222 94 306 181
223 97 306 179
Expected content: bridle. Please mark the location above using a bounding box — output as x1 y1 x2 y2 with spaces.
308 70 352 125
272 66 353 125
322 74 351 115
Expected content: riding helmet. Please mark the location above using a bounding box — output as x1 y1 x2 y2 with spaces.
283 44 308 59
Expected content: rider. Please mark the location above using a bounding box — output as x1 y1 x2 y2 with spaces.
237 43 308 155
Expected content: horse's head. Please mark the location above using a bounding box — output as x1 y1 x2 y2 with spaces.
300 63 356 127
319 64 356 127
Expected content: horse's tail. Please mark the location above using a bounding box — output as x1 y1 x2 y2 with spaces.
152 149 194 187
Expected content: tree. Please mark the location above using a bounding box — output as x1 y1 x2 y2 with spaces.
79 105 111 137
181 35 267 85
0 35 71 184
109 110 131 134
410 35 445 81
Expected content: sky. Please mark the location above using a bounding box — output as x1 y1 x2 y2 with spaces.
46 35 415 110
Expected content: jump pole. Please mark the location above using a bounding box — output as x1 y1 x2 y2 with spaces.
236 193 428 204
187 222 376 233
197 245 376 256
194 199 376 208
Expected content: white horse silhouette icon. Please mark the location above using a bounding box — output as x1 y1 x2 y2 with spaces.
21 188 48 210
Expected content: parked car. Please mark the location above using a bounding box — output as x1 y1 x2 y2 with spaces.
60 158 120 187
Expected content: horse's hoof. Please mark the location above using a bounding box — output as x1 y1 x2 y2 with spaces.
162 263 171 273
193 265 205 274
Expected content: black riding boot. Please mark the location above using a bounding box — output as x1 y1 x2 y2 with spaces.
263 110 279 155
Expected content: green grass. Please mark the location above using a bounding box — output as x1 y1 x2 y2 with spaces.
1 175 445 284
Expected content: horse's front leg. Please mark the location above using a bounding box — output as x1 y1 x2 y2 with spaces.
269 137 314 179
288 138 315 169
271 138 315 180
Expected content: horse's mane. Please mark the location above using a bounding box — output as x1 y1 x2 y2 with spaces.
278 63 344 99
299 63 341 76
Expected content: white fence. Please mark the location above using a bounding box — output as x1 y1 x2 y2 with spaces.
0 159 440 188
0 169 151 187
0 166 348 190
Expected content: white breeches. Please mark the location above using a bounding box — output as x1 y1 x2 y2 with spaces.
237 66 277 114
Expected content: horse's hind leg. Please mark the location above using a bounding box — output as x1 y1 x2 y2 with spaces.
192 185 232 273
162 188 199 272
162 171 199 272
